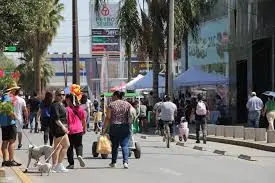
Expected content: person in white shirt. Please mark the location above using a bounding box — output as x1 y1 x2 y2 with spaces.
160 95 177 140
14 89 28 149
246 92 263 128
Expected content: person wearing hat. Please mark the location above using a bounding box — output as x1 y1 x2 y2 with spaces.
12 84 28 149
246 92 263 128
50 89 70 173
0 82 22 167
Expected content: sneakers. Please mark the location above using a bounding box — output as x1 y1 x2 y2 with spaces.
54 163 68 173
2 160 22 167
196 140 200 143
109 163 116 168
66 164 74 169
18 144 22 149
77 156 85 167
123 163 129 169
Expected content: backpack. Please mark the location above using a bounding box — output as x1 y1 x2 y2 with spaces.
196 101 207 116
41 105 51 119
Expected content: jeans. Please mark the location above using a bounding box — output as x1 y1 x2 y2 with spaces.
248 110 261 128
44 127 53 146
86 115 90 129
195 116 207 140
67 133 83 165
29 112 39 131
109 124 130 164
160 120 175 136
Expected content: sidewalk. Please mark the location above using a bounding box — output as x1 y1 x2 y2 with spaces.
142 124 275 152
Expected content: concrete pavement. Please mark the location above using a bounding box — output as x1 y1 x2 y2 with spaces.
1 129 275 183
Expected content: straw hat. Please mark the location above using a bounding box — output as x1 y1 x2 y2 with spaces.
6 82 20 92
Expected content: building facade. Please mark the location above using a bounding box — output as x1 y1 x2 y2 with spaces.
47 54 90 88
228 0 275 123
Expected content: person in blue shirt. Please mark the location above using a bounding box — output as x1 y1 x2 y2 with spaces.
0 83 22 167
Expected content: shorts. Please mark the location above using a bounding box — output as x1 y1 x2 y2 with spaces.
1 124 17 141
16 120 24 133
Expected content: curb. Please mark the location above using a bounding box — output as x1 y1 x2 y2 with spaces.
189 134 275 152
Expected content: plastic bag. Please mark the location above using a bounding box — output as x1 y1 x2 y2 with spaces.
97 135 112 154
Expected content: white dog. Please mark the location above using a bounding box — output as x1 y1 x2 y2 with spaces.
34 161 52 176
26 144 53 171
178 117 189 142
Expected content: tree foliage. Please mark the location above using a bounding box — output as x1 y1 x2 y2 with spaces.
0 53 16 71
96 0 217 103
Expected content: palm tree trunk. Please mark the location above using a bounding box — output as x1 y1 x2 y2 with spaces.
126 41 132 82
152 51 159 105
34 32 41 95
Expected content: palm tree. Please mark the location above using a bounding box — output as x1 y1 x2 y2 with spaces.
95 0 216 104
16 51 55 93
22 0 64 95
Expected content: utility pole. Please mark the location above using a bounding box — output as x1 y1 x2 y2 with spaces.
168 0 174 97
72 0 80 84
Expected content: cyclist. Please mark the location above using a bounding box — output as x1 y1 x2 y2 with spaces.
159 95 177 141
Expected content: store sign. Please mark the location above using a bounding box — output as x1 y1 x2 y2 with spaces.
92 36 119 44
91 29 119 36
132 62 152 77
92 44 120 52
91 3 119 29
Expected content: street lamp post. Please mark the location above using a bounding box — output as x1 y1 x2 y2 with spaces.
72 0 80 84
168 0 174 97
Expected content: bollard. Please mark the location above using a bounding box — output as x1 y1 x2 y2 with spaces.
234 126 244 139
224 126 234 137
207 124 216 136
255 128 267 141
244 128 256 140
267 130 275 143
215 125 224 136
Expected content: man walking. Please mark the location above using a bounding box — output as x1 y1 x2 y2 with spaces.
194 94 209 144
246 92 263 128
28 91 41 133
14 89 28 149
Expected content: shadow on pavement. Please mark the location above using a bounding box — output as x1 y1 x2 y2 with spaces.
142 152 219 157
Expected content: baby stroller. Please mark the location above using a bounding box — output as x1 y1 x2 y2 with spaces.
177 117 189 142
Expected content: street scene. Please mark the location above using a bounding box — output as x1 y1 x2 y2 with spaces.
1 0 275 182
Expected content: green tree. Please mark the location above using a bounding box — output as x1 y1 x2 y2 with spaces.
21 0 64 94
16 51 55 93
96 0 216 103
0 53 16 71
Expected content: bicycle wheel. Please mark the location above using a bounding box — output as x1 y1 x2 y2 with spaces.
165 124 170 148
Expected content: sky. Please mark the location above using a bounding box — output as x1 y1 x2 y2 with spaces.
48 0 91 54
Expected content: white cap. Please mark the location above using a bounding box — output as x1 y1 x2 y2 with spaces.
251 92 256 96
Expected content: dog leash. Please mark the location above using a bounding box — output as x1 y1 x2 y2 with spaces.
44 135 66 163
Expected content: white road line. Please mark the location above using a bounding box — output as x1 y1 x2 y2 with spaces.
159 168 183 176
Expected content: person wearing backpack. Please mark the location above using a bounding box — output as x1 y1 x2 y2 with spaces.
39 91 54 145
194 94 209 144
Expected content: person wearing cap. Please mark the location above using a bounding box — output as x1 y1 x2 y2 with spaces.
50 89 70 173
0 83 22 167
246 92 263 128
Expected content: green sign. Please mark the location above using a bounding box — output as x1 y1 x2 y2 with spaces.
92 37 106 43
4 46 17 52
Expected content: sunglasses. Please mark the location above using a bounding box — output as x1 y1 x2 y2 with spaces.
58 94 65 96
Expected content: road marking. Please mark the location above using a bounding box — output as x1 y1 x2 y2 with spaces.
159 168 182 176
11 167 32 183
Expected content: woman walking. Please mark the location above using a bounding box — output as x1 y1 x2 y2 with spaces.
39 91 54 145
103 91 133 169
65 93 86 169
50 89 70 173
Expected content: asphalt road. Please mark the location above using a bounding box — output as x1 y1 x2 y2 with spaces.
3 129 275 183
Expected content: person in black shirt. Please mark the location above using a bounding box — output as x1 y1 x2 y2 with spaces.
50 89 70 173
27 91 41 133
